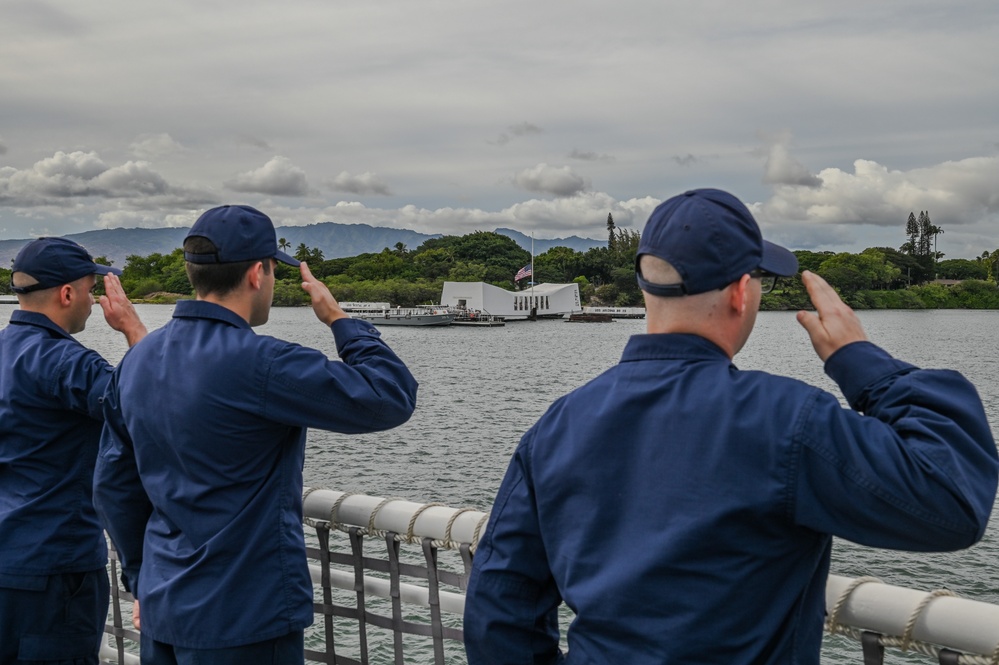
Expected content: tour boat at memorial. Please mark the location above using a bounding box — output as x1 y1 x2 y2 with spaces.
340 302 456 327
580 306 646 319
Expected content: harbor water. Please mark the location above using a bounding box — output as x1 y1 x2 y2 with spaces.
5 303 998 663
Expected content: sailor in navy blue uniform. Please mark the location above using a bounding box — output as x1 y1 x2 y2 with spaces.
93 205 418 664
0 238 147 665
463 189 999 665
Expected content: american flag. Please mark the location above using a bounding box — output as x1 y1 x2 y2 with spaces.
515 264 532 281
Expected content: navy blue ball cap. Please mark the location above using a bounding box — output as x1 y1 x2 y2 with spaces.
184 205 300 267
11 237 121 294
636 188 798 296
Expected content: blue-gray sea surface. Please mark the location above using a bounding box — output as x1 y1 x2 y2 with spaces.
10 304 997 664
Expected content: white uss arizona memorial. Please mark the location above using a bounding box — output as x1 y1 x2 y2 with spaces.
440 281 581 319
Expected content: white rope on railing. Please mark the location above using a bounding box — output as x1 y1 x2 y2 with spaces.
302 487 489 550
825 575 999 664
444 507 476 550
304 488 999 659
471 513 490 553
900 589 957 653
101 491 999 665
407 502 445 542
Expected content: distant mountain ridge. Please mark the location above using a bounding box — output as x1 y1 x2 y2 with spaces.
492 228 605 255
0 223 604 269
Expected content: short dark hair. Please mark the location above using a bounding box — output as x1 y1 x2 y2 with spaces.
10 272 49 305
184 236 271 298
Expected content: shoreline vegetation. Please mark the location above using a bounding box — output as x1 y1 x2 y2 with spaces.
4 222 999 311
125 281 999 311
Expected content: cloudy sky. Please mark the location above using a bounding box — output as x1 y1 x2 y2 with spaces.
1 0 997 258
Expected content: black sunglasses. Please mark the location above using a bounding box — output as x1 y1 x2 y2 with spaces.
750 270 778 294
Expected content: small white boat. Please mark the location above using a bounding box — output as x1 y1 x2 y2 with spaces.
451 308 505 327
340 302 456 327
580 306 646 319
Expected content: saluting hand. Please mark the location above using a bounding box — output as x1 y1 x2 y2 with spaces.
99 274 148 347
299 262 348 326
796 270 868 362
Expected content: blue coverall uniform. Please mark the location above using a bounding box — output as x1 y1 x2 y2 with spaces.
93 301 418 650
0 310 112 664
464 333 999 665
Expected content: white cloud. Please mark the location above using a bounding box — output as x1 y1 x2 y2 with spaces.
261 191 656 239
130 133 185 160
513 163 588 198
2 144 997 259
758 131 822 188
752 155 999 253
95 209 200 229
326 171 391 196
223 157 310 197
0 151 210 206
1 2 998 255
34 151 107 182
757 156 999 227
96 161 172 195
505 193 656 232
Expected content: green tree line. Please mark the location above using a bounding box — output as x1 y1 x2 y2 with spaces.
3 211 999 309
38 229 645 307
762 247 999 310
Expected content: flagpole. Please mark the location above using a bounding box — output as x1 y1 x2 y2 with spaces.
530 233 535 316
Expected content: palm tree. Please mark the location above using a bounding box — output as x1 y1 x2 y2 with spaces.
929 225 944 262
278 237 290 252
295 243 310 262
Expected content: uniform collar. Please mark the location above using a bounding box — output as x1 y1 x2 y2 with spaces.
8 309 74 340
620 333 732 364
172 299 252 330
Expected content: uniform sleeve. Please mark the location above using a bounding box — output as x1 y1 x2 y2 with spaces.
262 318 418 433
792 341 999 551
464 430 564 665
93 367 153 594
52 345 113 421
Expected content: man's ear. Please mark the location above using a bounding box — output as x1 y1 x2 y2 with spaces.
729 274 751 316
58 283 74 307
246 261 264 290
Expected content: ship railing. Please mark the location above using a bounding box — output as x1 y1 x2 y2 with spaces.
101 489 999 664
824 575 999 665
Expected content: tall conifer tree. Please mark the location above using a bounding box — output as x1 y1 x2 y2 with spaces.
905 212 918 255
